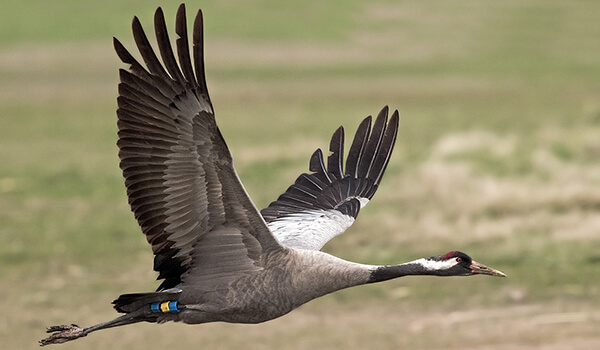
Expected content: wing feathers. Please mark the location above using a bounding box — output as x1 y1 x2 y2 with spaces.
131 16 172 86
113 38 151 82
116 5 281 291
345 116 372 178
116 5 399 289
327 127 345 180
153 8 187 86
175 5 197 89
357 106 388 179
193 9 211 103
262 106 399 251
371 110 399 184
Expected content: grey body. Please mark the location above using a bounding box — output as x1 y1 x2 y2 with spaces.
178 249 371 325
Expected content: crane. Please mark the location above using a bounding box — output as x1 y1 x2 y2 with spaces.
40 4 505 346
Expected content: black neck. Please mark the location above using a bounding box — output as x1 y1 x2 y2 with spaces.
368 262 433 283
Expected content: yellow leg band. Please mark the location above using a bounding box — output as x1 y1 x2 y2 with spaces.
160 301 171 313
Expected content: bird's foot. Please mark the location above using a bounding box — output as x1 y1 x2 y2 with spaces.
39 324 86 346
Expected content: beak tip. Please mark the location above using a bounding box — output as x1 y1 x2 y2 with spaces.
470 260 507 278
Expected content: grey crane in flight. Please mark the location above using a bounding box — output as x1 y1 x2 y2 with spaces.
40 4 505 346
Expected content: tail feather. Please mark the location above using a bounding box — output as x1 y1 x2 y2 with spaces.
113 291 180 313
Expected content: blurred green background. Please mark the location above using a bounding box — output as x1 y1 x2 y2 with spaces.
2 0 599 349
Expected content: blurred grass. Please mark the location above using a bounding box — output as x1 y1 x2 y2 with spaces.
2 0 600 349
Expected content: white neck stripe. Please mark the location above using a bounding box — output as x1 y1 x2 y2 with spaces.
413 258 457 271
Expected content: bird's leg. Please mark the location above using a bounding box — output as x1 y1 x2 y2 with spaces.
39 310 147 346
39 324 86 345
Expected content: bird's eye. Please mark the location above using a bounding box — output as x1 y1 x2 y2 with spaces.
456 257 462 263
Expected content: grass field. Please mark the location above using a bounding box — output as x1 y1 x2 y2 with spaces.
2 1 600 349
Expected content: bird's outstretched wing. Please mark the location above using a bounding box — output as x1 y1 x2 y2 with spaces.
261 107 399 251
115 4 282 292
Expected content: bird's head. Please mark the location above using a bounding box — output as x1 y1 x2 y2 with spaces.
423 251 506 277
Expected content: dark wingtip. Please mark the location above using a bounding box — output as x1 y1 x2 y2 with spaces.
132 15 141 28
154 7 165 23
345 115 372 177
375 105 389 124
113 36 134 65
309 149 324 173
327 126 345 179
380 105 389 116
176 3 187 27
390 109 400 125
